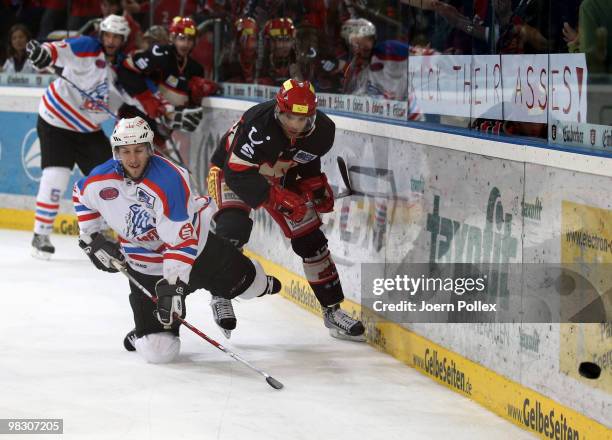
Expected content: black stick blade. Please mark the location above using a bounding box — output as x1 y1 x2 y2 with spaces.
266 376 284 389
336 156 353 195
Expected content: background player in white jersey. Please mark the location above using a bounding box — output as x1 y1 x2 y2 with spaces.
26 15 148 259
73 117 281 364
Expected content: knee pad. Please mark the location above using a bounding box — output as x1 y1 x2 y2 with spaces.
291 229 328 259
236 258 267 300
213 208 253 249
134 332 181 364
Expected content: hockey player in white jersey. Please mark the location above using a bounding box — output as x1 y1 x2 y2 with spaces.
73 117 281 364
27 15 154 259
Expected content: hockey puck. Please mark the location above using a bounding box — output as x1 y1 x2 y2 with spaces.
578 362 601 379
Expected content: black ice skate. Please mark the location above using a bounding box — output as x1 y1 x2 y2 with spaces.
323 304 366 342
123 329 137 352
31 233 55 260
210 296 237 339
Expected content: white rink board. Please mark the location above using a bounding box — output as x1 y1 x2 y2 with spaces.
193 99 611 429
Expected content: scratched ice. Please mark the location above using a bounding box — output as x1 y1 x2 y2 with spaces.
0 230 532 440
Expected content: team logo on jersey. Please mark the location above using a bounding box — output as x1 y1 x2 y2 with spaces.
240 143 255 159
99 187 119 200
21 128 42 182
137 187 156 208
82 82 109 113
135 57 149 70
292 150 317 164
95 59 106 69
166 75 179 88
179 223 194 240
126 204 155 237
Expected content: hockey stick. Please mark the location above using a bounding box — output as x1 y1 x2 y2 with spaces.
111 260 284 390
49 66 120 120
336 156 354 199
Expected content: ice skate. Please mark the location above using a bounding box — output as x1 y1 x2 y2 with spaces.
323 304 366 342
210 296 236 339
31 233 55 260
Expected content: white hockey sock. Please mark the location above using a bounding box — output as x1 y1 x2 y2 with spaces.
34 167 71 235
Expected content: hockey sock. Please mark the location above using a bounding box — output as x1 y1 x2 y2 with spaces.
33 166 71 235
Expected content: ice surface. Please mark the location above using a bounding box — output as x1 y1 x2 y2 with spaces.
0 230 532 439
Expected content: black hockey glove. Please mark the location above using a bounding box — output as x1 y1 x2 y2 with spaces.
155 279 187 326
26 40 52 70
164 107 203 132
78 232 125 273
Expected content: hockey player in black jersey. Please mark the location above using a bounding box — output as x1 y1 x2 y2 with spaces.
118 16 218 135
207 79 365 342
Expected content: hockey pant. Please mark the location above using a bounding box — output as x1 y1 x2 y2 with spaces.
34 117 112 234
127 231 269 338
208 167 343 307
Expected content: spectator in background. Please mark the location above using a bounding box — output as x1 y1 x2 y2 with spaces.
342 18 425 120
2 24 37 74
579 0 612 73
244 0 305 28
221 17 258 83
257 17 299 85
140 25 169 51
37 0 67 41
68 1 101 32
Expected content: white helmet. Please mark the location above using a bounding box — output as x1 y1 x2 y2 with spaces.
111 117 154 157
100 14 130 39
341 18 376 43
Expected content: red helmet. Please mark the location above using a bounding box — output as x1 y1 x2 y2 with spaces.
235 17 258 39
276 79 317 116
264 17 296 39
169 16 197 38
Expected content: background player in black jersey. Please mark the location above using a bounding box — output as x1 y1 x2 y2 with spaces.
207 79 365 342
118 16 218 140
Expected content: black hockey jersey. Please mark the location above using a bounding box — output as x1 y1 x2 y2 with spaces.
119 44 204 106
211 100 336 208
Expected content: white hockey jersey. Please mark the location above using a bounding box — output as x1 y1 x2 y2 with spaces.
73 155 216 283
39 36 135 133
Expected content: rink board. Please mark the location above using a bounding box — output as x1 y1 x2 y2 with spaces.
0 92 610 437
250 251 610 440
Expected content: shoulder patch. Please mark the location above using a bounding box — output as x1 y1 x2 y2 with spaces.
293 150 318 163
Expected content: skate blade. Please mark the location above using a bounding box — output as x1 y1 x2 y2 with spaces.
328 328 366 342
31 248 53 260
220 328 232 339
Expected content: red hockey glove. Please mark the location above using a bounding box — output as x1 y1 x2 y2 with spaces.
134 89 172 119
188 76 219 103
265 185 308 223
297 174 334 213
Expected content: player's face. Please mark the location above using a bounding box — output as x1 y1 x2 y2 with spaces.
277 111 310 138
271 38 293 58
102 32 124 57
116 143 151 179
173 34 195 58
350 35 374 60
